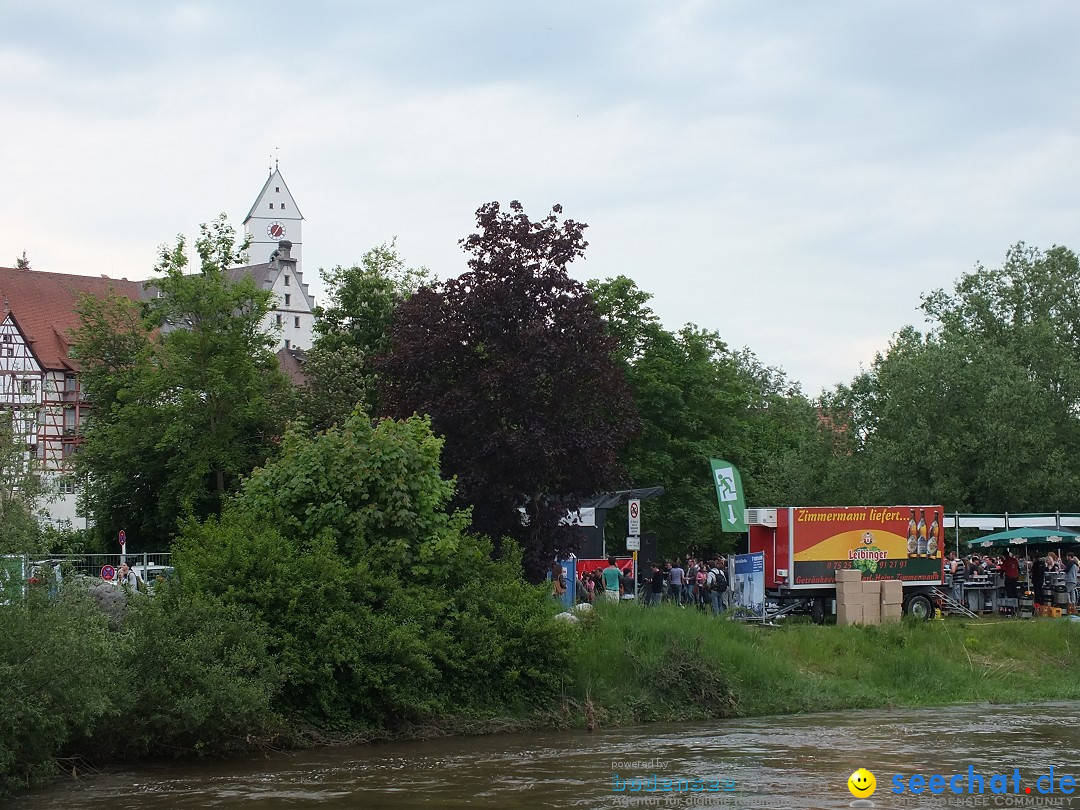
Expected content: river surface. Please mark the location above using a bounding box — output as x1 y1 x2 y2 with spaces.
12 702 1080 809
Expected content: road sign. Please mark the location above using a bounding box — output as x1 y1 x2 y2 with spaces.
628 499 641 536
100 565 116 581
626 535 640 551
709 459 747 532
118 530 126 547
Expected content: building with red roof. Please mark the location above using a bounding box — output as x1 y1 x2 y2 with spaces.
0 167 314 530
0 266 148 528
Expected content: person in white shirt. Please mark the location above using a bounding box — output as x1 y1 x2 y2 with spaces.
116 563 140 591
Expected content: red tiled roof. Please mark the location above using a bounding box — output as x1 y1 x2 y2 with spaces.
275 347 308 386
0 267 149 371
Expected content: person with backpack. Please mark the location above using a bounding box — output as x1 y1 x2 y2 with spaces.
116 562 143 593
706 559 727 615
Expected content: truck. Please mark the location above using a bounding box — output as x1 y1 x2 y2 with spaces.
746 505 946 621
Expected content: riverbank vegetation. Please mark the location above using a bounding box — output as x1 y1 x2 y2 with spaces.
569 603 1080 726
8 582 1080 796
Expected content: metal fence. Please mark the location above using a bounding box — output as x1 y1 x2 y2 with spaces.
32 552 172 582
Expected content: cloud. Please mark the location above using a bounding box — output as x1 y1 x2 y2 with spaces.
3 0 1080 394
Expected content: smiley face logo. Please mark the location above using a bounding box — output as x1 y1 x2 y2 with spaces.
847 768 876 798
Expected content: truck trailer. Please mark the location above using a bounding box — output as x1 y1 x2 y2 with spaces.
746 505 946 621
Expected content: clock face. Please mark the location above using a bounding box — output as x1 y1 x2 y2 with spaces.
267 221 286 239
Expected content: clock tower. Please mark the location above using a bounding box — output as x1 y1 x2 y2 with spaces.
243 165 303 270
236 164 315 352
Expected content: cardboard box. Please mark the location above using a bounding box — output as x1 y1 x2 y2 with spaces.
837 603 863 626
837 584 867 606
862 599 881 623
862 580 881 597
835 569 862 583
880 580 903 604
880 606 902 622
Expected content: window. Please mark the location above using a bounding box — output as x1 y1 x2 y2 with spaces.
2 334 10 342
284 275 290 286
20 380 32 394
281 203 286 210
62 443 75 459
284 339 291 350
269 202 274 209
284 294 291 306
294 316 300 328
275 186 280 192
57 479 76 495
5 347 12 357
65 375 77 392
275 314 283 326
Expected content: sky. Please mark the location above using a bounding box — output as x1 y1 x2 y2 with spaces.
3 1 1080 395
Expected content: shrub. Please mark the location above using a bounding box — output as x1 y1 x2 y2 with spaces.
0 588 123 793
92 588 281 758
172 412 573 730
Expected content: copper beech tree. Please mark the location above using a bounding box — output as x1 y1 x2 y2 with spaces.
378 201 640 582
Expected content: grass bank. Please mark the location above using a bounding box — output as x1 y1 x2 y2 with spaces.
565 603 1080 728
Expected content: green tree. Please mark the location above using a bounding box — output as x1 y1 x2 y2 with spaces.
295 242 430 430
588 276 853 558
845 243 1080 512
729 348 865 508
73 215 289 546
0 411 49 555
589 277 751 556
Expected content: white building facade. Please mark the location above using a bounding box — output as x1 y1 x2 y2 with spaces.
240 167 316 351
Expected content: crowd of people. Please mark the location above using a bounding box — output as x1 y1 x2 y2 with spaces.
945 548 1079 606
560 556 731 615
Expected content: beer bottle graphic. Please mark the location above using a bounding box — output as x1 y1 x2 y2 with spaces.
917 509 928 557
907 509 918 558
927 510 940 558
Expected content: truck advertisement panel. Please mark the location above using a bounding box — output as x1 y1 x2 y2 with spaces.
791 505 944 587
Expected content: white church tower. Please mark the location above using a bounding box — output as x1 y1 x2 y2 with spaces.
236 164 316 352
244 163 304 267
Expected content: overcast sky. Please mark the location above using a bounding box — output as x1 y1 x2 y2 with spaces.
4 1 1079 394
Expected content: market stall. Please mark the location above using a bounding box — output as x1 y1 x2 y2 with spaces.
962 528 1080 617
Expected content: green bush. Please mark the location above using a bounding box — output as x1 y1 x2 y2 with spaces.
90 588 281 758
172 412 573 730
0 587 122 793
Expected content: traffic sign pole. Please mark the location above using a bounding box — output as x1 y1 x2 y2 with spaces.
628 498 641 536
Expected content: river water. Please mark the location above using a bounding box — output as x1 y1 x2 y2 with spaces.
12 702 1080 809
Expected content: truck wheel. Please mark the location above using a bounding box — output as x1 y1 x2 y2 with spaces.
905 593 933 621
811 597 826 624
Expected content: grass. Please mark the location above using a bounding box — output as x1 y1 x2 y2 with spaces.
563 603 1080 728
